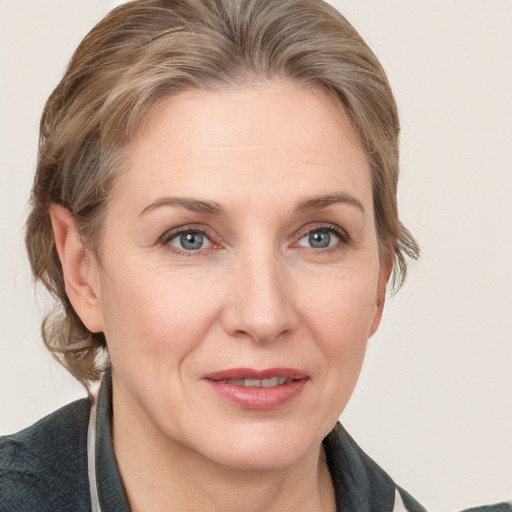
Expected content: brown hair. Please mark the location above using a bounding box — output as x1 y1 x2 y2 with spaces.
26 0 419 389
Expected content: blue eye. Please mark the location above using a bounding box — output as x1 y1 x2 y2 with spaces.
168 231 211 251
298 229 340 249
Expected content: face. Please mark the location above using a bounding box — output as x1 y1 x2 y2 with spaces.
88 82 388 470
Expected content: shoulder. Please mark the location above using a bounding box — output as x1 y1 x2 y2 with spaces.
324 423 512 512
326 423 512 512
0 398 92 512
324 422 427 511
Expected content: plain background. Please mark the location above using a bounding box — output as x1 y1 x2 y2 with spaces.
1 1 511 510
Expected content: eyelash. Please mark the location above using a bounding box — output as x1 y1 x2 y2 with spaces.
159 225 216 256
294 223 351 253
159 223 351 256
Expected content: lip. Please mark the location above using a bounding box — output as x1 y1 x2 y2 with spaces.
202 367 309 410
204 367 308 381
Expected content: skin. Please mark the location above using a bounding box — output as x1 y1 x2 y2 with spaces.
51 81 390 512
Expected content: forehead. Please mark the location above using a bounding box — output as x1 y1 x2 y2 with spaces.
114 82 372 212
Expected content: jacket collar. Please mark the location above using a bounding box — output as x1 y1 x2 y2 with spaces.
323 422 396 511
95 368 131 511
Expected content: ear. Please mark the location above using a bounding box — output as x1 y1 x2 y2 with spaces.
368 250 394 338
49 204 104 333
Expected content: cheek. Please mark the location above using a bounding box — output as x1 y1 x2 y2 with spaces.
300 267 379 346
298 269 378 401
98 264 223 366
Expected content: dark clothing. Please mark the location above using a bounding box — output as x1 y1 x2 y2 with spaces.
0 398 91 511
1 372 510 511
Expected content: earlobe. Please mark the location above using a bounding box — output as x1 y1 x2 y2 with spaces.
49 204 103 333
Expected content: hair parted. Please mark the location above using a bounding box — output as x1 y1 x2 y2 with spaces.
26 0 419 389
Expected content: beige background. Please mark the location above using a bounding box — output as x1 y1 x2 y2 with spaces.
1 1 511 510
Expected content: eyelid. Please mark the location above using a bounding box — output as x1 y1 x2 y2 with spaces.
159 224 219 254
289 223 353 256
158 222 351 255
169 231 212 250
294 223 351 244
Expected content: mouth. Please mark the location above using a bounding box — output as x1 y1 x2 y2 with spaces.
217 376 292 387
202 368 309 410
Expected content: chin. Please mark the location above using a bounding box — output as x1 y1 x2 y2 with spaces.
193 420 324 471
210 445 307 472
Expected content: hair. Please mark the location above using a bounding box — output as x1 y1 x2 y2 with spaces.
26 0 419 389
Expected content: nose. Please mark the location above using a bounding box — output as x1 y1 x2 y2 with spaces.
221 249 298 344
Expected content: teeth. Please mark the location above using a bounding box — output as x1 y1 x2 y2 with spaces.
261 377 279 388
244 378 261 387
227 379 244 386
220 377 291 387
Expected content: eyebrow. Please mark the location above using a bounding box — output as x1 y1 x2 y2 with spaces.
139 192 364 218
138 197 225 217
296 192 365 215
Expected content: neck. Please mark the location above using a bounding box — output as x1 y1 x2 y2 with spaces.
111 381 335 512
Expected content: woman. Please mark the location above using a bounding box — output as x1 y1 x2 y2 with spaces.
0 0 509 511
